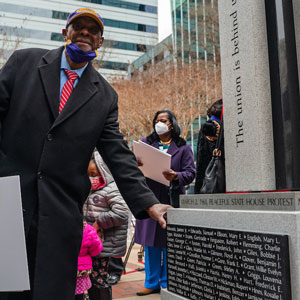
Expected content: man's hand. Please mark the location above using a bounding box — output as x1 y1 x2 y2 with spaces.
162 169 178 181
146 204 172 229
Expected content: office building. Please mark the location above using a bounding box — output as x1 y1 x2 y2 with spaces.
171 0 220 153
127 34 173 77
171 0 219 65
0 0 158 78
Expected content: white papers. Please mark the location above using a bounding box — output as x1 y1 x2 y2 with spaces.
133 140 171 186
0 176 30 291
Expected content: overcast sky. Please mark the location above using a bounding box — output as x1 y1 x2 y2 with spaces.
158 0 172 41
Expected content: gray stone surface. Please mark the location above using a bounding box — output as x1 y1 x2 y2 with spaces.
180 192 300 211
293 0 300 90
161 289 186 300
162 1 300 299
218 0 275 192
161 208 300 300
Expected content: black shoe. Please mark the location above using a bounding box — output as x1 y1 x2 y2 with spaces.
107 274 120 285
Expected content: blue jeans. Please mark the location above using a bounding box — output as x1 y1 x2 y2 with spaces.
144 246 167 289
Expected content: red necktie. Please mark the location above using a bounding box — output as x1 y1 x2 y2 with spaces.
59 69 79 113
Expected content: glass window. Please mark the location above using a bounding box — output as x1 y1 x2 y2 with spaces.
0 4 158 34
0 25 151 55
52 11 69 21
51 34 152 52
0 25 51 40
0 3 51 18
104 19 158 33
51 32 64 42
78 0 157 14
101 60 128 71
105 40 151 52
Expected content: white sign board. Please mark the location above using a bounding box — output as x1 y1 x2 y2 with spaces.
0 176 30 291
133 141 171 186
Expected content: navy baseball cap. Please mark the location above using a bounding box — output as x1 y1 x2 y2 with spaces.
66 8 104 34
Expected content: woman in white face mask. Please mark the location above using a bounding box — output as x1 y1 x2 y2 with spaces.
134 110 196 296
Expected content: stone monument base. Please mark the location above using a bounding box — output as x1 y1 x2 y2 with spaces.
162 192 300 300
161 289 186 300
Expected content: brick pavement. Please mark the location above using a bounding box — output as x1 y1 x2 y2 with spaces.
112 244 161 300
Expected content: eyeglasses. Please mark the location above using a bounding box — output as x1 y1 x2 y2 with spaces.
71 22 101 36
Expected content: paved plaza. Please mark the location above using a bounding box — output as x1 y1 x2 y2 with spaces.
112 243 161 300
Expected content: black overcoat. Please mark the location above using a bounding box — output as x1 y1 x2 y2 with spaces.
0 47 158 300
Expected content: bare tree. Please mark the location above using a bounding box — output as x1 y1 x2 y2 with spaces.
0 27 23 67
92 39 113 70
110 0 222 143
112 58 222 143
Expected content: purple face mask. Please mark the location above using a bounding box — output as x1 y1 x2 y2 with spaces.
65 41 97 64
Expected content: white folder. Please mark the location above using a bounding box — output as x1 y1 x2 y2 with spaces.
0 176 30 291
133 140 171 186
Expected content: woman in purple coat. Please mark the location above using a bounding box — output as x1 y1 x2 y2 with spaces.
135 110 196 296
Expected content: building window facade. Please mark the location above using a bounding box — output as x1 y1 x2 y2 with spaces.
0 0 158 78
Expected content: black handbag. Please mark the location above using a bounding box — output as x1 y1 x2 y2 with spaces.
200 122 225 194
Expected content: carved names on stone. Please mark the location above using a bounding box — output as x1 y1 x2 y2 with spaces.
167 225 291 300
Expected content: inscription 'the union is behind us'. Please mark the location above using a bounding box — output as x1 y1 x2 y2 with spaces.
229 0 245 149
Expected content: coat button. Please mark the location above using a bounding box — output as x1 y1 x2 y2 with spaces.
37 171 43 179
47 133 53 141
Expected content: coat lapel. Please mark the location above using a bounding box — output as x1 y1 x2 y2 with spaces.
151 140 159 149
51 63 99 129
167 141 179 156
38 46 101 129
38 47 63 120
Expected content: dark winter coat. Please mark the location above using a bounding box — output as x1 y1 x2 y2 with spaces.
134 137 195 248
0 47 158 300
194 120 225 193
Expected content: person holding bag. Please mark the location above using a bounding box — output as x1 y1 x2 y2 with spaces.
194 99 225 194
200 120 225 193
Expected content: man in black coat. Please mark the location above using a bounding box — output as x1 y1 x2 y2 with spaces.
0 8 170 300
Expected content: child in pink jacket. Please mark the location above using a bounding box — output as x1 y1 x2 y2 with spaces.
75 221 103 300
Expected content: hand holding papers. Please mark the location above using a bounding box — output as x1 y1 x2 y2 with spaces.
133 141 171 186
0 176 30 291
